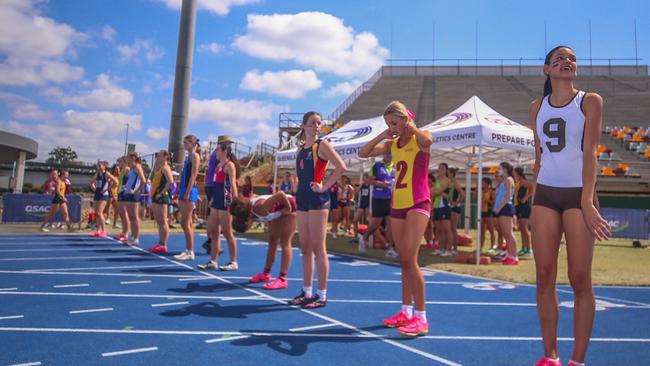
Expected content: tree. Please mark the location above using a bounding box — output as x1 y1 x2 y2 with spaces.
46 146 78 165
141 158 152 178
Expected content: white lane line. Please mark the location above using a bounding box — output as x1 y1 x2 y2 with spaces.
53 283 89 288
179 275 466 285
27 264 179 272
101 347 158 357
126 240 461 366
151 301 189 307
69 307 113 314
0 255 143 261
1 327 648 343
0 290 268 302
120 280 152 285
7 362 42 366
0 315 24 320
289 323 339 332
205 335 250 343
0 248 131 253
0 287 18 291
0 270 198 279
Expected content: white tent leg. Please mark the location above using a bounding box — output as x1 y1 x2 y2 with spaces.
272 153 279 194
476 145 483 265
464 163 471 234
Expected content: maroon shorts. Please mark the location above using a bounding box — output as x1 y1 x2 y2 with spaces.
390 200 431 220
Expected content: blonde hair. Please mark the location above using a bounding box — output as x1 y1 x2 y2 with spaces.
383 101 412 122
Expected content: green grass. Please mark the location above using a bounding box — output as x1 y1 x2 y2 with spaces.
2 222 648 286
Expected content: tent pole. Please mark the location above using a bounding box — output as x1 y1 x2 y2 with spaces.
464 159 472 234
272 153 279 194
476 144 483 265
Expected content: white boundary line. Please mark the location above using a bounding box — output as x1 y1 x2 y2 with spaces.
27 264 180 272
205 335 250 343
289 323 339 332
0 255 144 261
0 290 267 302
53 283 89 288
123 241 461 366
0 270 199 279
0 326 648 343
0 315 24 320
7 362 41 366
101 347 158 357
120 280 152 285
0 287 18 291
0 248 132 253
150 301 189 307
177 275 468 285
69 307 113 314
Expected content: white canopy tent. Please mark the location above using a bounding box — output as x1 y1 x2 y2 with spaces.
420 96 535 263
274 115 387 189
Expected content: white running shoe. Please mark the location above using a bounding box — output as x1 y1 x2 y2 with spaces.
385 248 398 258
197 261 218 270
219 262 239 271
357 234 366 253
173 251 195 261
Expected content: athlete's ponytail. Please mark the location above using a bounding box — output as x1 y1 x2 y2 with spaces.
543 45 574 96
219 142 241 180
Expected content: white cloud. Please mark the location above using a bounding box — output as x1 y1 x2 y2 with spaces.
62 110 142 136
102 25 117 42
240 69 321 99
117 39 164 64
158 0 259 16
0 92 52 120
147 127 168 140
0 0 86 86
43 74 134 110
233 12 388 78
324 79 363 98
189 97 287 145
0 116 156 163
197 42 222 54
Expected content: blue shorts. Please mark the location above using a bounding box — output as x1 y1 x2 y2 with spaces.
451 206 462 214
433 207 452 221
123 193 141 203
117 192 125 202
496 204 516 217
179 186 198 203
93 193 109 202
296 187 330 212
329 193 339 209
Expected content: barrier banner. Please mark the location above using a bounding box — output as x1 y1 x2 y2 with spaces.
2 194 82 223
600 208 650 240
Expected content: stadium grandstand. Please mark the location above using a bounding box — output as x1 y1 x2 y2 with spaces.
312 60 650 196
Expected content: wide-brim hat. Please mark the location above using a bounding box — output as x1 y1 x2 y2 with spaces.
217 135 235 144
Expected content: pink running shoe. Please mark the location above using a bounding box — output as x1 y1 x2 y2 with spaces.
534 357 561 366
115 234 127 242
502 257 520 265
382 311 411 328
263 277 288 290
397 316 429 337
98 231 108 238
148 244 167 253
90 231 100 237
249 272 271 283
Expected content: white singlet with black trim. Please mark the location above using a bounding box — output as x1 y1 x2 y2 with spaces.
251 195 282 223
536 90 586 188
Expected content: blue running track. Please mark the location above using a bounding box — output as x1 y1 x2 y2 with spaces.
0 233 648 365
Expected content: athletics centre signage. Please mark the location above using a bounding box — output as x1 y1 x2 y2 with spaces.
2 194 82 223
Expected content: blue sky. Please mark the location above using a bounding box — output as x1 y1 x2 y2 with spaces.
1 0 648 163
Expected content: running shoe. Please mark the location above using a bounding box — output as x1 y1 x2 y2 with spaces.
385 248 398 258
486 248 498 256
66 225 75 232
567 361 583 366
90 231 100 237
440 250 453 257
148 244 167 253
431 249 443 256
331 233 337 239
219 262 239 271
302 294 326 309
502 257 520 265
249 272 272 283
382 311 411 328
357 234 366 253
263 277 288 290
425 240 436 249
534 357 561 366
98 231 108 238
197 261 217 270
174 251 195 261
397 316 429 337
287 291 310 306
517 248 527 257
126 239 139 247
40 225 49 232
115 234 128 242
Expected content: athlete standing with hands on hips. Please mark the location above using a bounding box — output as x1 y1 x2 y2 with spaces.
359 101 432 337
531 46 610 366
288 111 347 309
